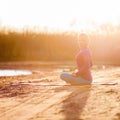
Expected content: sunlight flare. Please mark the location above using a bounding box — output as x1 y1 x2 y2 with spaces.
0 0 120 31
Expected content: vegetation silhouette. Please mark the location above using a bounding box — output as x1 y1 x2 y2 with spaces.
0 25 120 65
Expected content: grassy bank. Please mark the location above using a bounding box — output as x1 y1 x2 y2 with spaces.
0 28 120 65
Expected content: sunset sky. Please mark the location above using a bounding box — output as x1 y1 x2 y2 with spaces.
0 0 120 31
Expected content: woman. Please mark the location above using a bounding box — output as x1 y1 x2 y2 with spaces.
60 33 93 85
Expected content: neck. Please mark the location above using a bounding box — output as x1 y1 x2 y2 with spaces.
79 46 88 50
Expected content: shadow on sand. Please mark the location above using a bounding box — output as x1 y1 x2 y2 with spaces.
60 85 91 120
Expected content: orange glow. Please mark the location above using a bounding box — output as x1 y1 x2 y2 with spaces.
0 0 120 31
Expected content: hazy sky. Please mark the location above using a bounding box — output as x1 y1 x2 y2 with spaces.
0 0 120 31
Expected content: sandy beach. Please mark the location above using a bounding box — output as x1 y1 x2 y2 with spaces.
0 62 120 120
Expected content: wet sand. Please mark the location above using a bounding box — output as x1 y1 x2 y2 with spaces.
0 63 120 120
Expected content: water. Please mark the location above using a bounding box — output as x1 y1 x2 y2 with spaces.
0 70 32 76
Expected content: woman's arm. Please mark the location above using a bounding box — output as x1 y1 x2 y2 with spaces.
75 51 91 76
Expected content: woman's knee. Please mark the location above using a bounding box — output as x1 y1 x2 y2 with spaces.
60 73 67 80
60 72 71 80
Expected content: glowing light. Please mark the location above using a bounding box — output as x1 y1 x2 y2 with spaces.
0 0 120 31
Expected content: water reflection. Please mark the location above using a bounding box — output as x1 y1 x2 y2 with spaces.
0 70 31 76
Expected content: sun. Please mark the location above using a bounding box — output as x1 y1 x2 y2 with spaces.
0 0 120 31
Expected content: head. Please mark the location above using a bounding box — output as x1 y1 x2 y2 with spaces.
78 33 89 49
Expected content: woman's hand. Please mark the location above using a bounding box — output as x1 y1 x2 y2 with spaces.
72 72 77 77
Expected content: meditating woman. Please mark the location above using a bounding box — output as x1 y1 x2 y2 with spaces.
60 33 93 85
